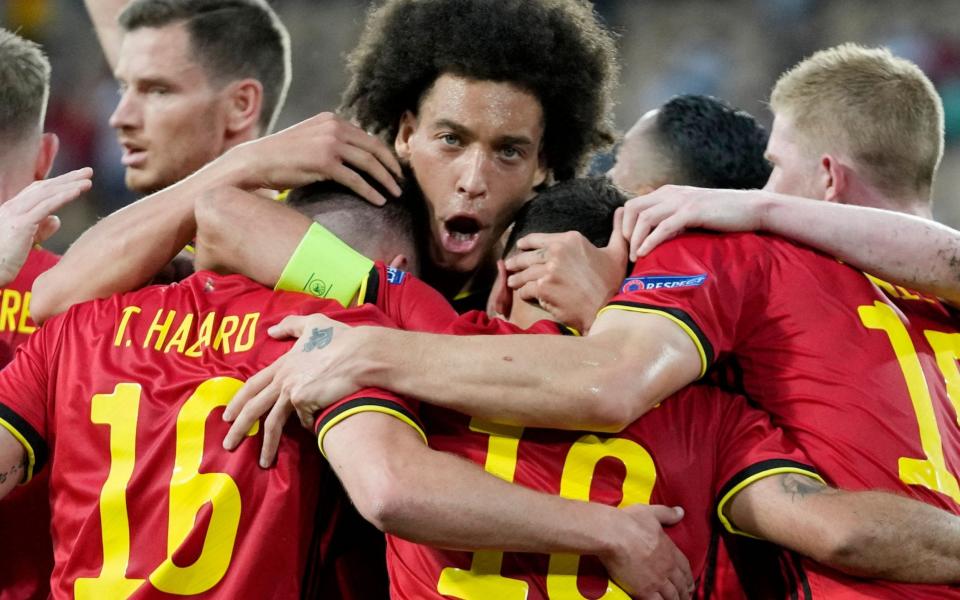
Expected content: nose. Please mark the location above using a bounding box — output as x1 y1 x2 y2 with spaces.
456 147 490 200
109 89 140 131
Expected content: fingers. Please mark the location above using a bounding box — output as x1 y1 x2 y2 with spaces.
342 125 404 182
224 379 282 451
649 505 685 526
337 143 403 199
506 263 547 290
514 233 557 252
18 176 92 221
503 248 545 273
267 315 310 339
328 163 389 206
224 361 276 422
34 216 61 245
637 214 686 258
671 544 694 597
260 394 295 468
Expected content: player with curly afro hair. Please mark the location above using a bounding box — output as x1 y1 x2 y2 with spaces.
336 0 619 311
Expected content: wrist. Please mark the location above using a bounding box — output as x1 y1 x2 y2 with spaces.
211 144 261 191
351 326 398 389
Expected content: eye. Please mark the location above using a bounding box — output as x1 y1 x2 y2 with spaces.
440 133 460 146
148 85 170 96
499 146 520 160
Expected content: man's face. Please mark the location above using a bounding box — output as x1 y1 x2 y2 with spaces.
763 114 824 199
396 74 547 274
608 109 666 195
110 23 228 194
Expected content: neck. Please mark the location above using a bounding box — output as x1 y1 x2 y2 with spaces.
423 255 498 303
839 181 932 219
508 296 555 329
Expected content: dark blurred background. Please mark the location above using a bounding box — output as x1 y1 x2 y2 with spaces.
5 0 960 251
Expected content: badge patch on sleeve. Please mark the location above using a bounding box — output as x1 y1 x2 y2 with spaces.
386 267 408 285
621 274 707 293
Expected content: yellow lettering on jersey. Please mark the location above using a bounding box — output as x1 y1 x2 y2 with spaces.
213 315 239 354
163 313 194 354
0 289 21 332
75 384 146 600
864 273 937 305
859 302 960 503
17 291 35 334
233 313 259 353
185 312 217 358
150 377 253 594
547 436 655 599
143 309 176 351
437 418 529 599
114 306 141 347
924 330 960 429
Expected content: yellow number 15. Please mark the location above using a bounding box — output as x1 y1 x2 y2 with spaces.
74 378 257 600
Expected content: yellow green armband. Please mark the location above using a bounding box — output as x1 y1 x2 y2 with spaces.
275 223 374 307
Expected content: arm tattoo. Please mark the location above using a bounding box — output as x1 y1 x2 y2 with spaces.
781 473 833 501
303 327 334 352
0 460 24 485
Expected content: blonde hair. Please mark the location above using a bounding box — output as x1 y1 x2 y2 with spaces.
771 43 944 199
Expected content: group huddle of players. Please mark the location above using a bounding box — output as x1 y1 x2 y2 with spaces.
1 0 960 598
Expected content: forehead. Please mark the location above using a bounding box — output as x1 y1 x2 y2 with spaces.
418 73 545 140
115 23 209 84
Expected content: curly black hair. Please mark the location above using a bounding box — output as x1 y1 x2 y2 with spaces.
341 0 619 181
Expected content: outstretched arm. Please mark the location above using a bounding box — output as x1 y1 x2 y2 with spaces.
0 429 26 502
84 0 127 70
323 410 694 599
31 113 402 322
729 473 960 582
222 308 702 453
622 186 960 305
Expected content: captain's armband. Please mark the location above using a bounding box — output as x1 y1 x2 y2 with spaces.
275 223 374 307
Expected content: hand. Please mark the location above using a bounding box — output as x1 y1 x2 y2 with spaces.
622 185 767 261
0 167 92 285
602 504 694 600
503 208 628 333
229 112 403 205
221 313 363 466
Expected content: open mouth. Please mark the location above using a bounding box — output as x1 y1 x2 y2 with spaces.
120 142 147 167
441 215 483 254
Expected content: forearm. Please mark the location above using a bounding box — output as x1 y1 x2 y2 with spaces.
84 0 128 70
732 474 960 583
194 187 308 284
351 325 674 432
31 155 247 322
758 193 960 305
0 430 26 501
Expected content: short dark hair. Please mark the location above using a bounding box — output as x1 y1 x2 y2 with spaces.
0 29 50 144
119 0 291 133
654 95 771 189
504 178 625 256
287 177 421 270
341 0 620 180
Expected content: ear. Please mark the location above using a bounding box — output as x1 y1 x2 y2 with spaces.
388 254 408 270
224 79 264 136
532 149 548 188
490 259 514 318
820 154 848 203
33 133 59 180
394 111 417 160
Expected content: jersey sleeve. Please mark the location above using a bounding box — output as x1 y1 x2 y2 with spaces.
707 388 822 537
359 263 458 333
0 316 60 483
315 387 425 458
600 232 765 377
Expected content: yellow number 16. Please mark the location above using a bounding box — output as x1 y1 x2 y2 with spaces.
74 378 257 600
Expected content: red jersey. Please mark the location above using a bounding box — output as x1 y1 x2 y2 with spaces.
606 231 960 598
377 311 818 599
359 262 459 333
0 246 58 600
0 271 408 599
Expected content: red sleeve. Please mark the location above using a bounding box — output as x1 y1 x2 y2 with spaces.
602 232 765 377
360 262 458 333
705 387 821 536
314 387 424 458
0 314 62 482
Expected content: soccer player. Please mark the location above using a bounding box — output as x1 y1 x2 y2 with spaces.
0 28 92 600
228 178 960 597
609 94 771 197
227 45 960 596
0 193 690 599
31 0 619 322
